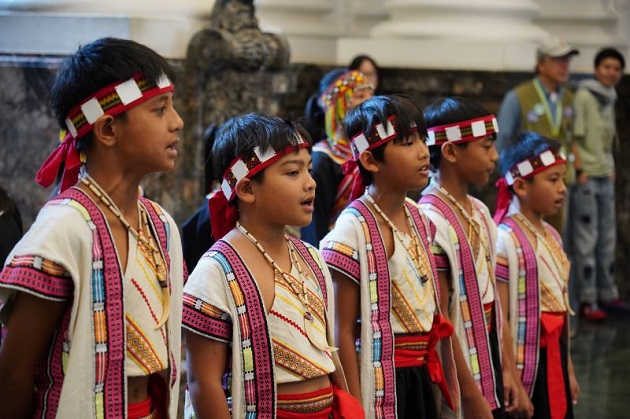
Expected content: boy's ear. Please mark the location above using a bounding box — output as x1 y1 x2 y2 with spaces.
512 177 528 198
440 142 458 163
92 115 117 147
234 178 255 204
358 150 380 174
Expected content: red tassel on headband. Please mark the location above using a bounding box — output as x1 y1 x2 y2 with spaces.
36 132 82 192
493 177 512 224
208 190 239 241
342 160 364 203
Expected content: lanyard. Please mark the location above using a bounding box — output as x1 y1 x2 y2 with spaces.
533 79 563 137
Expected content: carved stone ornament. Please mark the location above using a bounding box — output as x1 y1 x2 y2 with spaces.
187 0 289 72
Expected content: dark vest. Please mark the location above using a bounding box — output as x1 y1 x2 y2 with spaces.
515 79 575 184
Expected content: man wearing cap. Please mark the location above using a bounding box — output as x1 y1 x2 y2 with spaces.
496 36 579 233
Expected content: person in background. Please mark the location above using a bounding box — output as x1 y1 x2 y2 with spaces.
0 184 22 345
0 185 22 265
571 47 629 320
181 124 220 272
496 36 579 234
301 69 374 246
349 55 381 93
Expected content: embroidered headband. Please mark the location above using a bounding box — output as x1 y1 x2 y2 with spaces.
36 73 174 192
209 138 309 240
65 73 174 140
426 115 498 146
504 149 567 185
493 149 567 223
344 116 420 202
349 116 418 160
220 138 309 202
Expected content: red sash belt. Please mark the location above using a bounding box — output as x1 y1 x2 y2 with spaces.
484 302 494 332
394 315 455 410
127 374 167 419
127 397 153 419
277 384 364 419
540 312 567 419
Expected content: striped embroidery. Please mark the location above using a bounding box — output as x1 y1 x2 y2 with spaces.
126 316 165 374
0 255 72 300
272 338 331 379
499 218 541 396
55 190 125 419
213 242 276 418
323 200 436 418
421 194 500 410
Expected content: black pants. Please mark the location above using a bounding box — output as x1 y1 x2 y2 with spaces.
489 327 507 419
395 364 438 419
531 341 574 419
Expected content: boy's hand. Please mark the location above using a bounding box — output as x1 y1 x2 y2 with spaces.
462 392 493 419
510 388 534 419
502 368 519 414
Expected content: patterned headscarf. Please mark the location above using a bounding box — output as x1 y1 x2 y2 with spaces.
318 70 373 161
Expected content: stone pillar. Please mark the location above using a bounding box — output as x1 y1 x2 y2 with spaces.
255 0 340 63
534 0 626 73
337 0 548 70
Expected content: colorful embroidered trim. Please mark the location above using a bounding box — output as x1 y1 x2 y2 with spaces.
349 116 418 160
64 73 173 140
426 115 498 146
220 139 308 201
504 150 566 185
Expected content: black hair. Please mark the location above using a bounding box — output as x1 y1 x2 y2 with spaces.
499 131 562 178
345 95 427 185
51 37 176 151
423 97 493 170
212 113 313 187
203 124 221 193
595 47 625 70
303 68 349 143
349 55 380 78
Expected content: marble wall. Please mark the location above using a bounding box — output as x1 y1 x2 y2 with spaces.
1 56 628 298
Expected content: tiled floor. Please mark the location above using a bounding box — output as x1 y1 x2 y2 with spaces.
571 315 630 418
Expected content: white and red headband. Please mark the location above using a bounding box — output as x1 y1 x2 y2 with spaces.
494 149 567 223
504 149 567 185
37 73 174 192
220 138 309 202
426 115 498 146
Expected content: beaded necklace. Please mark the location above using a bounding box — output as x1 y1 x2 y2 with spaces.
80 174 170 329
365 192 431 284
512 212 571 311
436 185 495 299
236 221 334 352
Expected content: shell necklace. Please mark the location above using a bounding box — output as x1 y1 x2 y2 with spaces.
513 212 572 312
365 192 431 284
436 184 495 299
80 174 170 329
236 221 335 352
